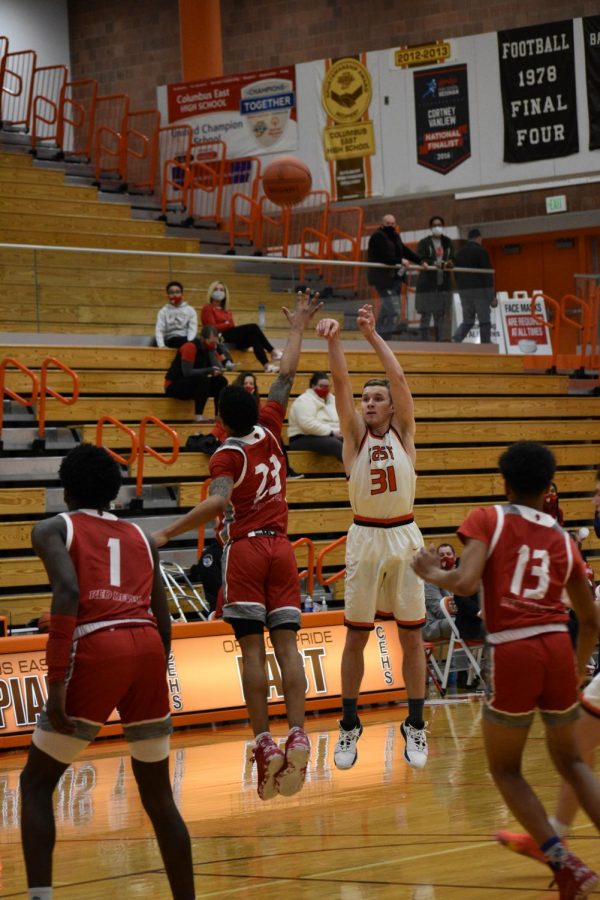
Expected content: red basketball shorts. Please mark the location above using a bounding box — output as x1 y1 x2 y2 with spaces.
486 630 578 724
222 535 301 628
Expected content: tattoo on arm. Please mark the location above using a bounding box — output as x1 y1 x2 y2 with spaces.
209 476 234 499
268 372 294 409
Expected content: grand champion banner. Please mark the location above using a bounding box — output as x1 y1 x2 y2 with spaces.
497 20 578 163
160 66 298 158
413 64 470 174
583 17 600 151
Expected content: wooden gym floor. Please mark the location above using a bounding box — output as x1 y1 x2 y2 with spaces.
0 700 598 898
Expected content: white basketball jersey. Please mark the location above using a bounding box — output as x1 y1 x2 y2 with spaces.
348 426 416 520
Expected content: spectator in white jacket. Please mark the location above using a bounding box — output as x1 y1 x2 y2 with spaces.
155 281 198 348
288 372 343 461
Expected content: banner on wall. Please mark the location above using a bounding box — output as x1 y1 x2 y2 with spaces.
497 20 578 162
319 55 379 201
163 66 298 157
413 64 471 174
583 17 600 151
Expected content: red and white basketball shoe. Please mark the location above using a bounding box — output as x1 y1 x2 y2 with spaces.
551 851 599 899
276 726 311 797
252 733 285 801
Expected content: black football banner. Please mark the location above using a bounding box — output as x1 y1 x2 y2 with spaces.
497 20 578 162
413 64 471 174
583 17 600 151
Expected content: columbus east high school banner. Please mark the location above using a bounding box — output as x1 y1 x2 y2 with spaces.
497 20 578 162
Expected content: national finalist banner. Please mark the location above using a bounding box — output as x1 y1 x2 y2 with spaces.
413 64 471 174
497 20 578 163
583 17 600 151
160 66 298 158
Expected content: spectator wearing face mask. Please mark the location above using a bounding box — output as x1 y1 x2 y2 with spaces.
367 214 422 340
164 325 229 422
288 372 343 462
200 280 282 372
415 216 454 342
424 544 483 644
155 280 198 348
543 481 564 525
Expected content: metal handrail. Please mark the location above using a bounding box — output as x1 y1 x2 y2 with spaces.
38 357 79 439
316 535 347 586
136 416 179 498
291 537 315 596
96 415 139 466
561 293 593 374
94 124 124 181
0 357 39 438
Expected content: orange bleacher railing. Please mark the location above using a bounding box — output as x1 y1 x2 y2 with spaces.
159 124 193 213
0 49 36 130
124 109 160 193
136 415 179 498
187 139 227 223
229 192 261 249
96 415 139 466
0 357 40 442
560 293 594 376
291 536 315 597
31 64 67 151
529 291 587 374
37 357 80 439
57 78 98 160
316 535 347 588
93 93 129 181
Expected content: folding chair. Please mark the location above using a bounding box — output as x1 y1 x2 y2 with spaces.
160 561 210 622
437 596 486 694
423 640 446 698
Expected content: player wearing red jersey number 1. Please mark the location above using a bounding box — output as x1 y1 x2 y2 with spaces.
412 441 600 900
20 444 195 900
153 290 321 801
317 304 428 772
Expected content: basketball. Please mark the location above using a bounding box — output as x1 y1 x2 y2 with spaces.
37 610 51 633
262 156 312 206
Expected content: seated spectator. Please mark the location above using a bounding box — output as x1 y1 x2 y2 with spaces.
543 480 564 525
423 580 452 641
164 325 228 422
200 280 282 372
212 371 302 478
155 280 198 348
288 372 343 462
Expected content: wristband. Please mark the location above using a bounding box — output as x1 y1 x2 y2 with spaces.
46 614 77 684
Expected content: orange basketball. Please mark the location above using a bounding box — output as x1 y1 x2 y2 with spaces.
38 610 51 633
262 156 312 206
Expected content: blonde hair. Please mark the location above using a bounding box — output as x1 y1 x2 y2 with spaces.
206 280 230 308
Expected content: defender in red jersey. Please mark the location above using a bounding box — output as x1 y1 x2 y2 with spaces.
154 291 321 801
413 441 600 898
20 445 195 900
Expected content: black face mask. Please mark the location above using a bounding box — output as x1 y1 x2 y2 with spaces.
383 226 396 235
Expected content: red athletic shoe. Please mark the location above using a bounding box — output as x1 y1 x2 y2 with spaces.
551 851 599 899
276 726 310 797
495 830 547 864
252 734 285 801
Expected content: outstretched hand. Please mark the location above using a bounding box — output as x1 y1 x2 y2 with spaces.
282 289 322 329
316 317 340 341
356 303 376 337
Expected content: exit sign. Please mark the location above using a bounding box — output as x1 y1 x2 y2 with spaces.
546 194 567 214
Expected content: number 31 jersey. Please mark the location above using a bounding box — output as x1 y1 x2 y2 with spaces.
348 426 416 520
209 400 288 541
458 503 587 638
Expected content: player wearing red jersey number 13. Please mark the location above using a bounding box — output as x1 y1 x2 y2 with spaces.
153 290 322 802
412 441 600 899
317 304 427 773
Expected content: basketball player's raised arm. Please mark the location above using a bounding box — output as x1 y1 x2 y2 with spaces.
316 317 363 448
356 303 416 447
566 574 599 681
148 539 172 660
151 476 233 547
412 538 488 595
268 289 322 410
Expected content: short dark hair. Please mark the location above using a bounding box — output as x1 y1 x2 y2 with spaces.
437 543 455 554
429 215 444 227
218 385 259 435
166 280 183 293
498 441 556 497
363 378 390 393
309 371 329 387
468 228 481 240
59 444 122 509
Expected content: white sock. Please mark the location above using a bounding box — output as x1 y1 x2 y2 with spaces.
29 889 52 900
548 815 571 838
